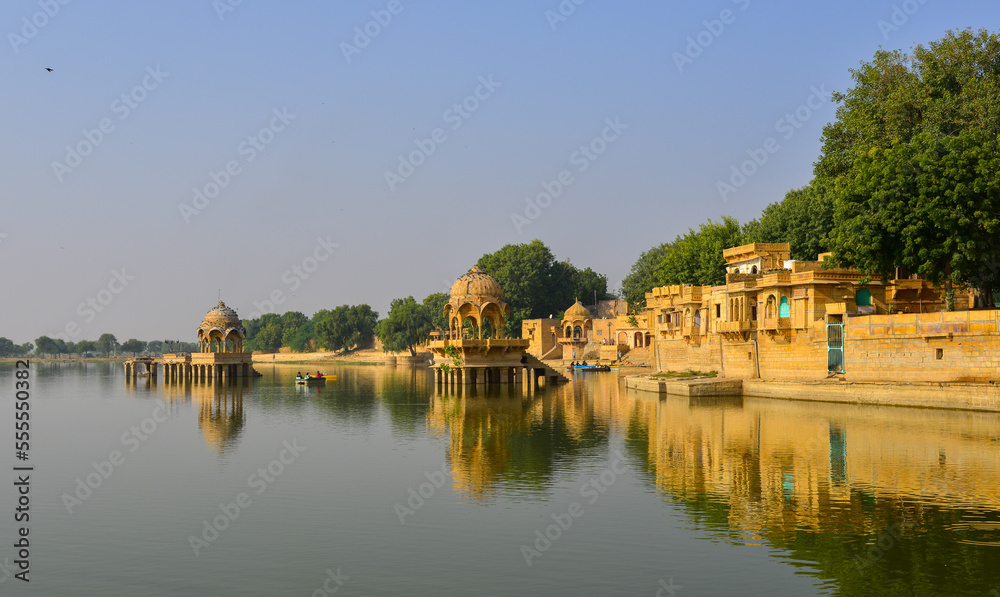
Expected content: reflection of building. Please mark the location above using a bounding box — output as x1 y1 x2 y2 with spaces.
430 267 559 385
195 382 247 455
125 301 258 381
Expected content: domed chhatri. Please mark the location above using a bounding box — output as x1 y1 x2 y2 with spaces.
430 267 566 387
561 299 593 343
197 301 246 353
444 266 510 340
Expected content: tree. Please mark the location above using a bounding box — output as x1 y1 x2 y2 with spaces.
97 333 118 356
314 305 378 352
816 28 1000 180
476 239 612 335
376 297 434 356
658 216 744 287
742 180 835 261
254 323 284 353
75 340 98 355
621 243 670 310
422 292 449 330
35 336 64 357
0 337 18 357
145 340 162 355
828 131 1000 309
121 338 147 356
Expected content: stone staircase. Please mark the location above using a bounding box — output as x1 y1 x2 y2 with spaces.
522 354 571 384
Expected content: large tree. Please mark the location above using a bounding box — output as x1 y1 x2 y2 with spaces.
743 180 835 261
658 216 744 287
620 243 669 311
476 239 612 335
314 305 378 352
422 292 449 330
829 130 1000 308
121 338 147 356
816 28 1000 180
35 335 66 357
376 297 434 356
97 333 118 356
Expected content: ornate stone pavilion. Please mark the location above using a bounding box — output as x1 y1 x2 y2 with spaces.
124 301 257 381
430 267 564 385
558 299 592 358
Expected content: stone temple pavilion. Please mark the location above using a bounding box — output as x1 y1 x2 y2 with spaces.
124 301 257 381
429 267 564 385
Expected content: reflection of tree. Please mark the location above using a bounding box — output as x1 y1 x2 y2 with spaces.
428 385 608 503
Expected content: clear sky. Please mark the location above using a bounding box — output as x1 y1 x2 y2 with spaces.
2 0 998 344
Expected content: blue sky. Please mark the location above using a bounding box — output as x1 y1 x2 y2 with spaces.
2 0 998 343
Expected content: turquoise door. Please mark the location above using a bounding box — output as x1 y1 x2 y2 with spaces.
779 296 789 318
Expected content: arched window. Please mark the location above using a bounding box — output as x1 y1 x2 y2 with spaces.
779 296 790 318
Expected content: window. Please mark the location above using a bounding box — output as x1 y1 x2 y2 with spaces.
715 304 721 318
936 348 943 360
856 288 872 307
779 296 789 318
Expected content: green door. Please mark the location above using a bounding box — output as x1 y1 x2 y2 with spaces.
827 323 845 373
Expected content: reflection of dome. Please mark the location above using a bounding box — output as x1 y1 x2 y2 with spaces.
564 300 591 320
450 266 504 302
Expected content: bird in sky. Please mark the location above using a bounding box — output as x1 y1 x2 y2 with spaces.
45 68 53 72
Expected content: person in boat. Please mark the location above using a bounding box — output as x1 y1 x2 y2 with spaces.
581 360 588 366
316 370 323 378
297 371 302 378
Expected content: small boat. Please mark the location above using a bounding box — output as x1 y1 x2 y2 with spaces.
568 365 611 372
295 374 335 384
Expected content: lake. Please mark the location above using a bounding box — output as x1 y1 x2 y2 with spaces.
2 361 999 596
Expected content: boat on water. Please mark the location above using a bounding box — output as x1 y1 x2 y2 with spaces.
568 365 611 372
295 374 335 384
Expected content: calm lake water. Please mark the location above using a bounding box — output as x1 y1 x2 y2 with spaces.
2 361 1000 596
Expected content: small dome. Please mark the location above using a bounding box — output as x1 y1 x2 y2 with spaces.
564 300 591 320
450 266 504 301
202 301 242 327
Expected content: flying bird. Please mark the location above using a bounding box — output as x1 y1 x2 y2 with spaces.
45 68 53 72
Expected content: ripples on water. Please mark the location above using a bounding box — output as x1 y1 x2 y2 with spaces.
1 361 998 596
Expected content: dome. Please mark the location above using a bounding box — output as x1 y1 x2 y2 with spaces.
202 301 242 328
564 300 591 320
450 266 504 301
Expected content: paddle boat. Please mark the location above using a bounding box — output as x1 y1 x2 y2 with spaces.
295 372 335 384
567 363 612 372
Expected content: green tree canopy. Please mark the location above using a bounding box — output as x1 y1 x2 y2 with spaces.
742 180 835 261
476 239 612 336
254 322 284 352
658 216 744 287
121 338 147 355
422 292 449 330
97 333 118 356
314 305 378 352
828 130 1000 307
36 335 66 356
376 296 434 356
817 28 1000 180
620 243 670 311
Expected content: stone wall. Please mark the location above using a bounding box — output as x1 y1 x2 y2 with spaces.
653 309 1000 384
